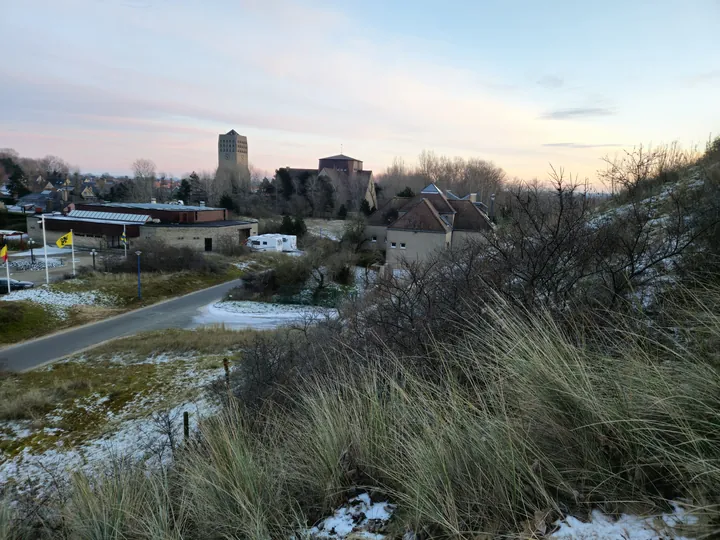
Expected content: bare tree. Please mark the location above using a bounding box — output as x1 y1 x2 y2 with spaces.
599 143 697 197
377 151 506 204
131 158 156 202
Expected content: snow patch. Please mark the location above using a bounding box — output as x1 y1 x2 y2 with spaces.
0 287 117 318
305 493 396 539
551 503 699 539
191 300 337 330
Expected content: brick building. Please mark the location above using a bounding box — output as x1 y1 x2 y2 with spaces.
26 202 258 251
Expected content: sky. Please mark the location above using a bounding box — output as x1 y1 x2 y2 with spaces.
0 0 718 184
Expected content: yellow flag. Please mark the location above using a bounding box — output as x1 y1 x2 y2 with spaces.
56 232 73 248
0 245 7 263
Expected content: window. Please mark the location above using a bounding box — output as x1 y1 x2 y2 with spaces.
252 241 260 246
390 242 397 248
400 243 406 249
371 236 377 243
262 241 267 245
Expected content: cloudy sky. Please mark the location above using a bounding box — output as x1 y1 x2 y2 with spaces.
1 0 718 183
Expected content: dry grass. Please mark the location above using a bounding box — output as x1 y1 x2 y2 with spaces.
90 328 264 358
0 377 91 421
55 268 242 308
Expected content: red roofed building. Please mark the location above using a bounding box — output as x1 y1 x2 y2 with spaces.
365 183 494 265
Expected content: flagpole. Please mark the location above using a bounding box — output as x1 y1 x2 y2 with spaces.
123 224 127 258
41 216 49 285
70 229 76 277
5 256 10 294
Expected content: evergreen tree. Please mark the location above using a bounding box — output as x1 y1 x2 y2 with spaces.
293 216 307 238
219 193 235 212
397 186 415 198
108 181 132 202
188 172 206 204
337 204 348 220
177 178 192 203
275 168 295 200
279 215 295 235
360 199 373 216
0 157 29 198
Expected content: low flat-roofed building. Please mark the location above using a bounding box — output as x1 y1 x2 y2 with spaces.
27 203 258 251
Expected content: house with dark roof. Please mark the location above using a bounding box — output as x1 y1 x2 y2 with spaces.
365 182 493 265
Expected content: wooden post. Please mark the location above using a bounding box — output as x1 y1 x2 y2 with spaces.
223 357 231 390
183 411 189 441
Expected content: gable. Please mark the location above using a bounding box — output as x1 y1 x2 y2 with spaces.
420 182 443 194
389 198 449 233
405 192 455 215
449 199 492 231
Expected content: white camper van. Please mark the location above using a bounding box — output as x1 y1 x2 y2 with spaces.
246 234 298 253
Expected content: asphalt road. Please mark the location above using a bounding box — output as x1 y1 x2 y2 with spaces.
0 279 242 372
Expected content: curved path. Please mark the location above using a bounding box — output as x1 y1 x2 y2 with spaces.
0 280 242 372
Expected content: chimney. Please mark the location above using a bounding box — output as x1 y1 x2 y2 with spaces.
489 193 496 222
469 193 477 203
151 197 157 204
199 201 206 207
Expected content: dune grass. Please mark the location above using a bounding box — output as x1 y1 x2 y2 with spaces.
42 289 720 539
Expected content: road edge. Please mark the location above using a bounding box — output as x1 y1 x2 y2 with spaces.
0 278 242 363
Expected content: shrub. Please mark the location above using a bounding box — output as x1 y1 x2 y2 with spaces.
337 204 347 220
103 240 225 274
217 234 250 257
396 186 414 197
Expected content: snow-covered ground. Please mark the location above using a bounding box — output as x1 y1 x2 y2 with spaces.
303 493 396 539
0 356 222 500
304 496 699 539
0 287 118 318
8 257 65 271
191 300 337 330
306 219 345 242
550 503 699 539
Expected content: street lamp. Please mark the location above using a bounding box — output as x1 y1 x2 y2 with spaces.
29 239 36 264
135 250 142 299
91 248 97 271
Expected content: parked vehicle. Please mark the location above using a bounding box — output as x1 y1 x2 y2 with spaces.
0 279 35 293
246 234 298 252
